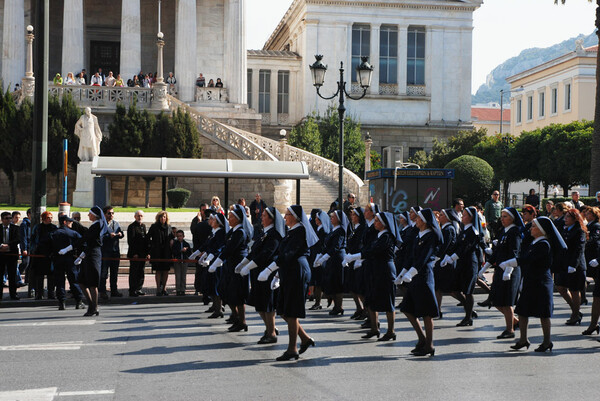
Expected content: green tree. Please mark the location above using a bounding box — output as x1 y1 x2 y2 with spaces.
288 113 321 155
445 155 494 205
556 0 598 193
408 127 488 168
471 133 517 201
0 91 19 203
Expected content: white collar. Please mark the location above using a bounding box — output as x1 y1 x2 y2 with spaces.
377 229 388 238
419 228 432 238
532 236 547 244
263 224 273 233
232 224 241 231
463 223 472 230
353 223 360 230
317 225 323 231
212 227 221 234
504 224 515 232
366 218 374 227
289 222 301 230
91 220 99 226
442 222 451 229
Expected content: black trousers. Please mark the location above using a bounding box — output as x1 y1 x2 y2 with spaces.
128 260 146 294
100 254 120 293
54 255 84 302
0 255 18 298
33 257 55 298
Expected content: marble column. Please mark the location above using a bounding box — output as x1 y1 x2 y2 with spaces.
175 0 197 102
224 0 246 105
120 0 141 82
369 23 380 95
61 0 84 78
397 26 408 95
1 0 25 91
270 69 277 125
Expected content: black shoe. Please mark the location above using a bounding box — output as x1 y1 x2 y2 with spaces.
226 316 238 324
456 318 473 327
456 302 464 307
276 351 299 361
258 335 277 344
326 298 333 308
329 308 344 316
361 319 371 329
299 338 315 354
497 330 515 339
350 310 363 319
205 305 216 313
129 292 138 297
228 322 248 332
411 340 425 354
76 300 85 309
582 325 600 335
377 332 396 342
207 312 224 319
534 342 553 352
99 292 109 300
510 341 530 350
111 291 123 297
58 301 66 310
308 304 322 310
83 309 99 317
582 296 589 306
162 290 168 296
477 298 493 309
472 310 478 319
10 295 20 300
361 330 380 339
434 312 443 320
565 315 582 326
135 290 146 296
412 347 435 357
156 291 163 297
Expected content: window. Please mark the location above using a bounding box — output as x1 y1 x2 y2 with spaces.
538 91 545 118
516 99 522 123
551 87 558 114
277 71 289 114
379 26 398 84
407 26 425 85
527 95 533 121
409 147 423 159
247 69 252 108
352 24 370 82
564 83 571 110
258 70 270 114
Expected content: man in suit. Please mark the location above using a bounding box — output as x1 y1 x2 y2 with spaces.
19 209 33 297
1 211 21 300
101 206 123 299
127 210 148 297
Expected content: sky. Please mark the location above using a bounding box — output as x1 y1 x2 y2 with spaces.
246 0 597 94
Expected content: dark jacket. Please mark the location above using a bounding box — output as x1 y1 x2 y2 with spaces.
172 239 192 261
1 224 20 262
19 218 31 252
127 221 147 258
102 220 123 255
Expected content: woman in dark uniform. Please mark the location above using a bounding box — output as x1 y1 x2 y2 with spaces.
399 208 441 356
209 205 252 332
582 206 600 336
442 206 481 327
257 205 318 361
486 207 523 339
358 203 380 329
508 216 565 352
552 202 567 231
346 207 366 320
77 206 107 316
240 207 285 343
30 211 57 300
434 209 458 318
308 210 331 310
520 205 537 255
146 211 173 296
556 208 587 325
199 213 228 318
317 210 348 316
347 212 397 340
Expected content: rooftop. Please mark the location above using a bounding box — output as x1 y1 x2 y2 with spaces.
471 107 511 122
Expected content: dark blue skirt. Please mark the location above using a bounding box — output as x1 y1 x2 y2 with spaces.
490 266 521 307
79 248 101 288
277 256 311 318
400 267 439 318
247 267 276 312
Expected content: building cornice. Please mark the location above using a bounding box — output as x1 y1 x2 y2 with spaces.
264 0 481 49
506 51 597 84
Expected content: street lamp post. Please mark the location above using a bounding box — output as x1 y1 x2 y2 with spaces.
499 89 513 157
309 55 373 210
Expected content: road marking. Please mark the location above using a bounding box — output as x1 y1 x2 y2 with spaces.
0 341 126 351
57 390 115 397
0 388 115 400
0 320 97 327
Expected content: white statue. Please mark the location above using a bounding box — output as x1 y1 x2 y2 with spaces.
74 107 102 161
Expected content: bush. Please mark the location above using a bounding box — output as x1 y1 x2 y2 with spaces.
541 197 598 211
445 155 494 206
166 188 192 208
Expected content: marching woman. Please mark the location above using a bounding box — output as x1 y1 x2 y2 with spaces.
238 207 285 343
199 213 228 318
441 206 481 327
552 202 568 231
76 206 108 317
520 205 537 254
257 205 319 361
394 207 421 308
582 206 600 336
358 203 380 329
346 207 367 320
209 205 252 332
434 209 459 318
316 210 348 316
146 211 174 296
308 209 331 310
505 216 566 352
485 207 523 339
398 208 442 356
345 212 398 341
556 208 587 325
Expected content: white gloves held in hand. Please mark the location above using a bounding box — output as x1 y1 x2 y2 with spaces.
589 259 598 268
270 273 280 290
74 251 86 266
234 257 249 274
208 257 223 273
402 267 418 283
58 244 73 255
567 266 576 274
240 260 257 276
258 261 279 281
394 268 408 285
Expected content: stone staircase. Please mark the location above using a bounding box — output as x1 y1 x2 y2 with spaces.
293 176 340 212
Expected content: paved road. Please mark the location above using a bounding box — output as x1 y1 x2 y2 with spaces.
1 295 600 400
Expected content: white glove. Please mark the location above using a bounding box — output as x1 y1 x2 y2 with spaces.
201 253 214 266
440 255 450 267
394 268 407 285
402 267 418 283
427 257 440 269
492 239 498 247
258 261 279 281
189 249 201 260
270 273 280 290
502 265 514 281
240 260 257 276
319 254 330 266
197 253 207 264
234 257 250 274
567 266 576 274
504 258 518 268
478 262 491 279
484 246 493 256
74 251 85 265
313 253 323 266
353 259 364 269
208 257 223 273
450 253 459 262
589 259 598 268
343 253 361 267
58 244 73 255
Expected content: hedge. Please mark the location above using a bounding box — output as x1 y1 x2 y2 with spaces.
445 155 494 206
166 188 192 208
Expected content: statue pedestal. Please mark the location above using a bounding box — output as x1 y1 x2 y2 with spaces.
72 161 95 208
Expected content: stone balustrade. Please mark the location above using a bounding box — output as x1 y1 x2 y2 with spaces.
47 84 157 109
194 87 229 103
